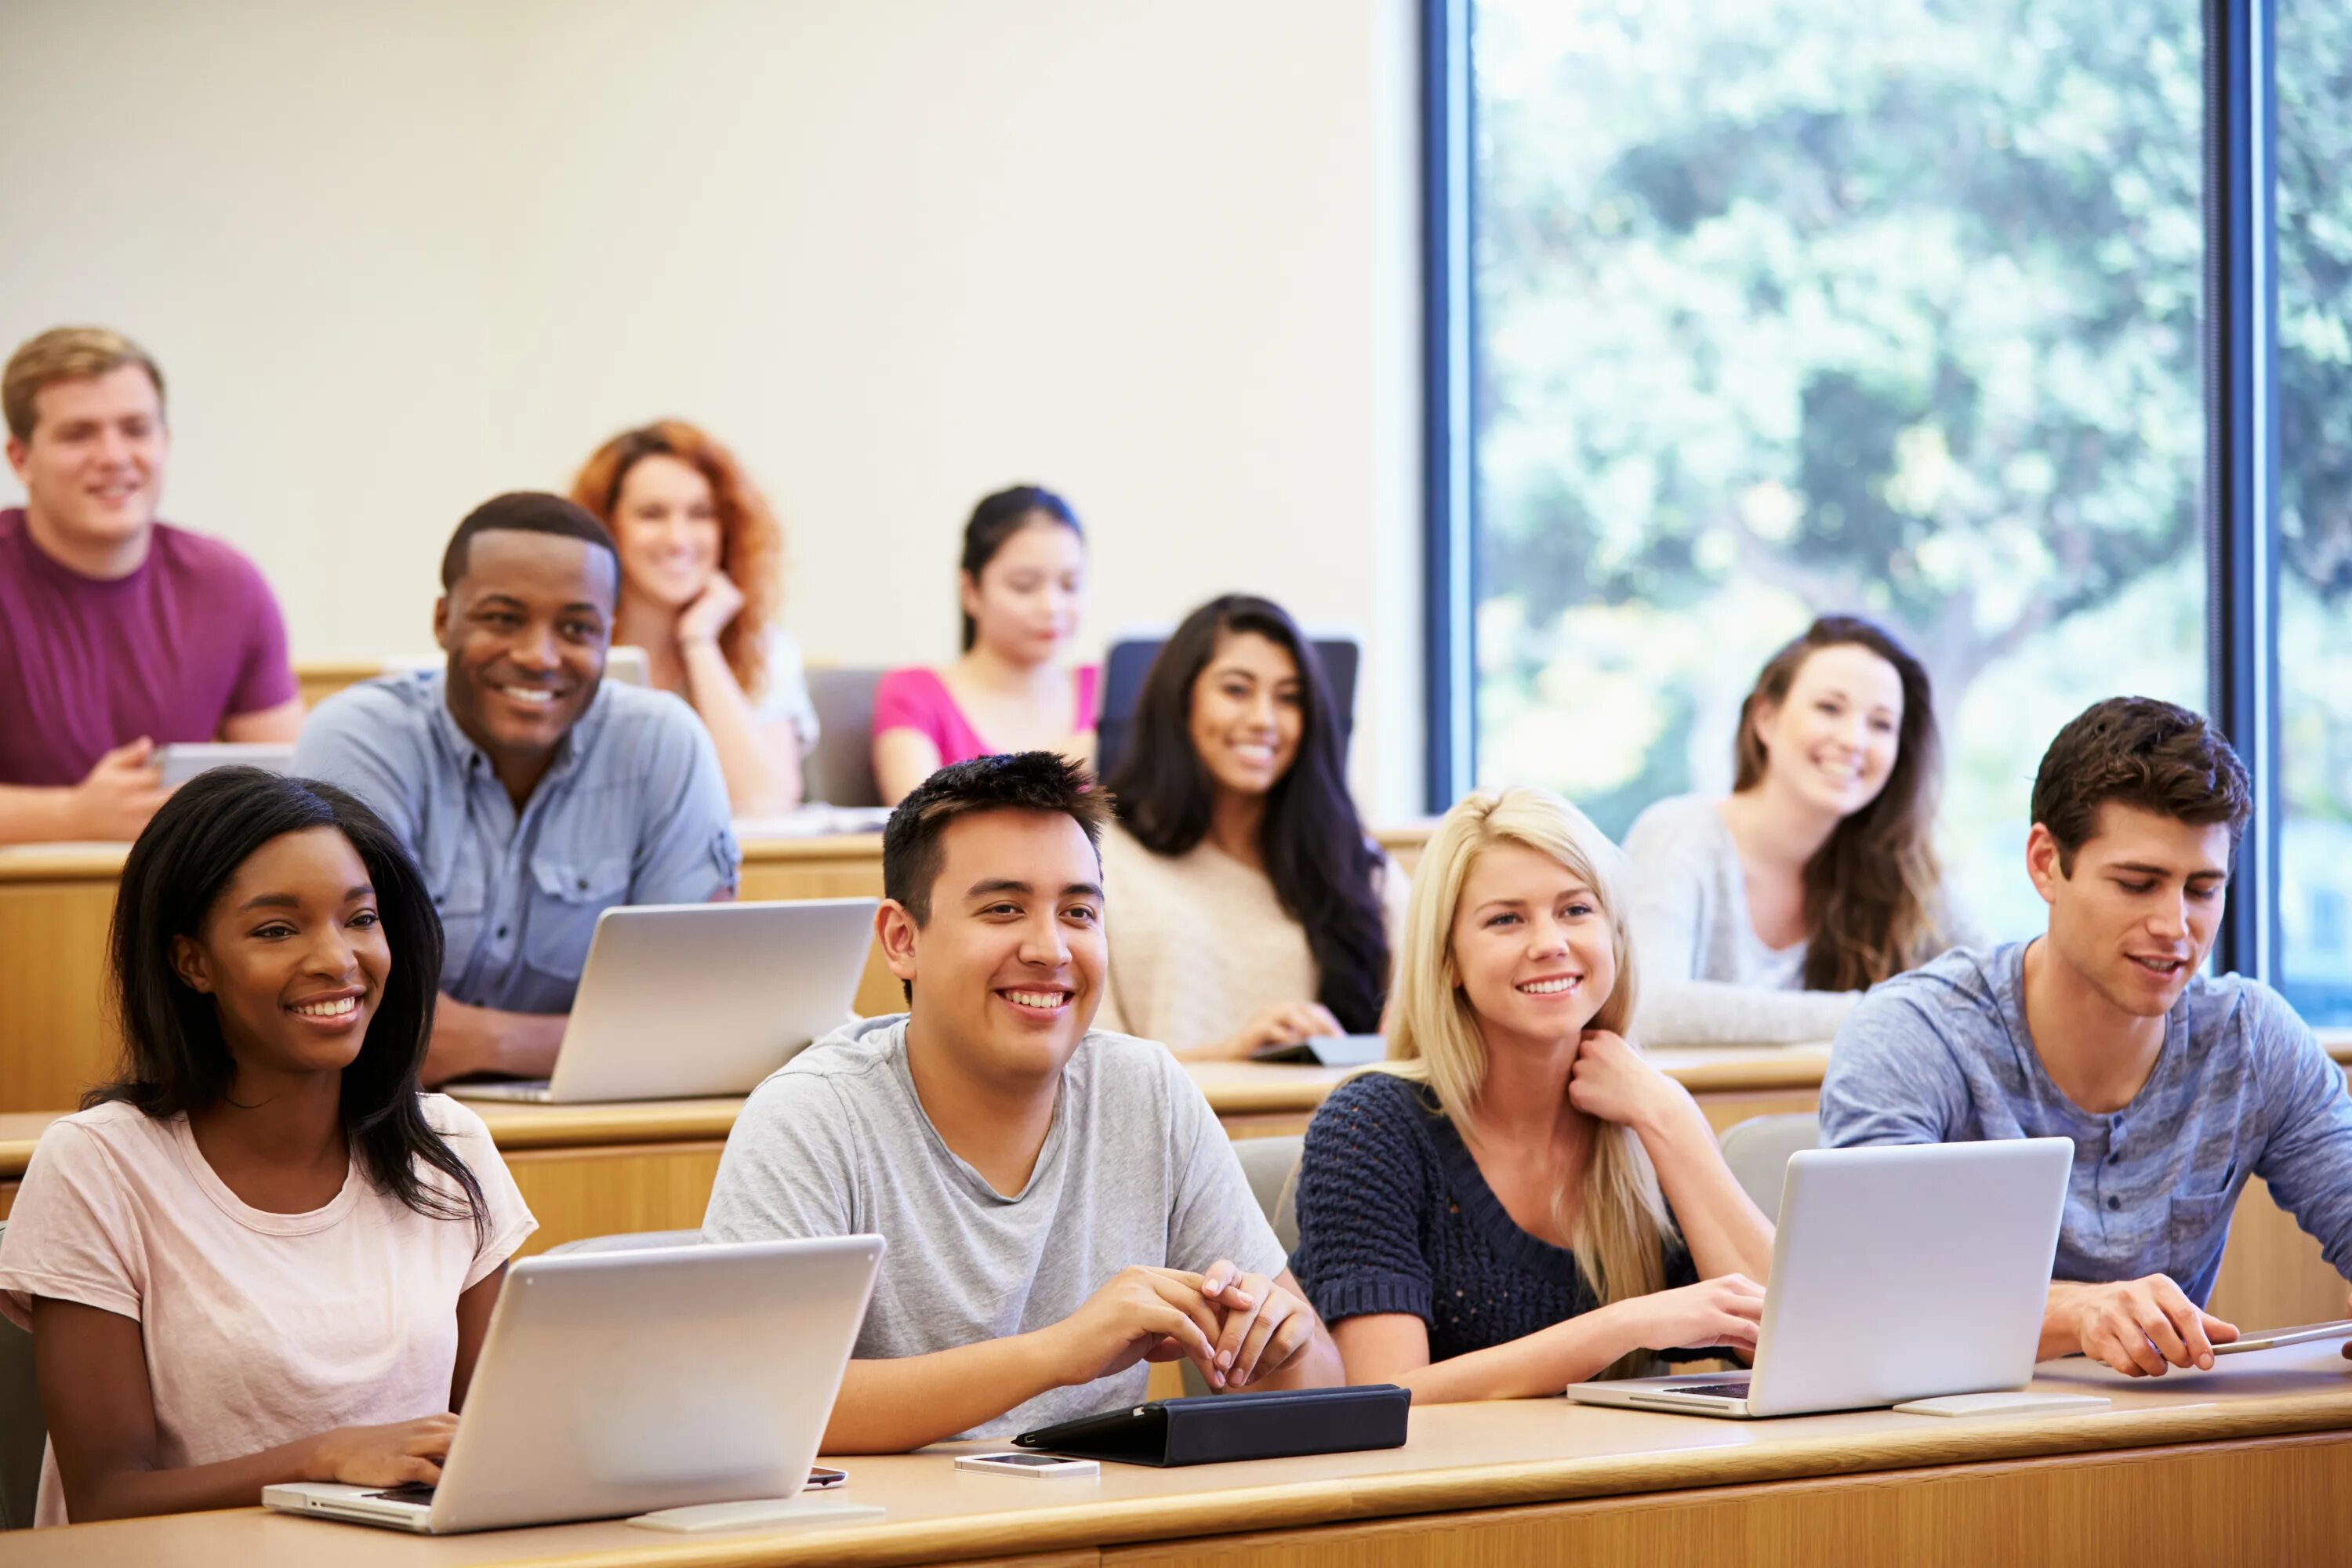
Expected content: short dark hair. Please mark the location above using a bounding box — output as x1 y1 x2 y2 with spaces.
2031 697 2253 873
958 484 1082 652
440 491 619 591
93 768 486 1240
883 752 1109 929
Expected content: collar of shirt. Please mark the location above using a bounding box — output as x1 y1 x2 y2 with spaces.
1994 938 2187 1139
426 669 613 806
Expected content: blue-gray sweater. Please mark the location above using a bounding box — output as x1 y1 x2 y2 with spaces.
1820 942 2352 1306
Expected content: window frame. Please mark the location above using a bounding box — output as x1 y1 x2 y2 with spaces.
1421 0 2288 985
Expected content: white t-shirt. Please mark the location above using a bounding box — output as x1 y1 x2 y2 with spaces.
0 1095 535 1526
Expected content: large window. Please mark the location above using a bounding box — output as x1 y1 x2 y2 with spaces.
2277 0 2352 1022
1465 0 2208 941
1441 0 2352 1002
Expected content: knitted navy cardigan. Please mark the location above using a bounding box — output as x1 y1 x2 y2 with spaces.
1290 1070 1700 1363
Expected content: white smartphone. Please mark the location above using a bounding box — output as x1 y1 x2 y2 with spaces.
2211 1319 2352 1355
953 1453 1099 1479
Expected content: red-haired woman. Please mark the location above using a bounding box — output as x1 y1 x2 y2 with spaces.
570 421 817 815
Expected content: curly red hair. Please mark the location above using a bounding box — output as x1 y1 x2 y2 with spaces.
569 420 785 699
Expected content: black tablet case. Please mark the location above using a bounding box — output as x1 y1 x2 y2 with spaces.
1012 1385 1410 1467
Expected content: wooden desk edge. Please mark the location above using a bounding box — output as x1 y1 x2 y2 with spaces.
38 1394 2352 1568
10 1036 2352 1176
0 825 1450 884
476 1105 742 1151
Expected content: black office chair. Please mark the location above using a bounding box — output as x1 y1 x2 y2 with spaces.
804 667 886 808
1093 633 1359 782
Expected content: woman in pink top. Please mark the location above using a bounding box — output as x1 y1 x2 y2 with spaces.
0 768 535 1525
871 484 1100 804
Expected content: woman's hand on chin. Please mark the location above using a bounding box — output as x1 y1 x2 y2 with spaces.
1565 1029 1687 1133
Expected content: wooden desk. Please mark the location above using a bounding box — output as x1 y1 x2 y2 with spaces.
296 659 390 710
1187 1046 1835 1139
5 1041 2346 1334
14 1343 2352 1566
0 826 1435 1117
0 1050 1819 1254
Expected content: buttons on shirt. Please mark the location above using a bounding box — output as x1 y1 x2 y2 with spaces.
496 925 510 939
2106 1196 2121 1210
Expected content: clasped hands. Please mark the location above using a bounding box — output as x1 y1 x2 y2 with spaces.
1057 1261 1315 1392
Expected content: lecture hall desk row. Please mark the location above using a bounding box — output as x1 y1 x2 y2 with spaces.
15 1345 2352 1566
4 1045 2350 1336
5 822 2352 1330
0 823 1430 1119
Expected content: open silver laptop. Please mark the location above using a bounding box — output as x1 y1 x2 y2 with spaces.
457 898 876 1103
1566 1138 2071 1418
263 1236 884 1533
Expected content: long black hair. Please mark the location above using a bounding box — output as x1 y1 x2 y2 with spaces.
90 768 486 1236
1104 595 1391 1033
959 483 1082 652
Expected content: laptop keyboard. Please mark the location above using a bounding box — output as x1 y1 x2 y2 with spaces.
1663 1380 1752 1399
364 1484 437 1503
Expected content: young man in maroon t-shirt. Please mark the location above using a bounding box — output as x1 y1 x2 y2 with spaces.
0 327 303 844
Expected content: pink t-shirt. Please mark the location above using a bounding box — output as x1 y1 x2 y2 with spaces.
870 664 1102 769
0 510 299 787
0 1095 535 1526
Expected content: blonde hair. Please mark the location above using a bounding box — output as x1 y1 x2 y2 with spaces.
3 327 165 443
1378 786 1675 1373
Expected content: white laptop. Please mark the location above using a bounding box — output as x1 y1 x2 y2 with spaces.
1566 1138 2072 1418
456 898 877 1104
264 1236 884 1534
154 742 297 789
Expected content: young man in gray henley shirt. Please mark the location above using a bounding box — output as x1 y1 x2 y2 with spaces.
704 753 1343 1450
1821 697 2352 1378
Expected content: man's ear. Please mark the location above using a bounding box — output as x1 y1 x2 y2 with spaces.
432 594 453 651
2024 822 2065 909
169 934 215 994
877 899 920 989
4 435 27 484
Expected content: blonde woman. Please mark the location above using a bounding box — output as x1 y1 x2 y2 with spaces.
1290 787 1773 1402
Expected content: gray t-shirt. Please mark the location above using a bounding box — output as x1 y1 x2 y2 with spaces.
702 1014 1287 1438
1820 942 2352 1306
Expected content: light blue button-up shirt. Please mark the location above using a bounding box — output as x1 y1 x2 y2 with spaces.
292 670 739 1014
1820 942 2352 1306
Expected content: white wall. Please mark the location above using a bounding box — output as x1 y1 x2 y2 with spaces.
0 0 1425 815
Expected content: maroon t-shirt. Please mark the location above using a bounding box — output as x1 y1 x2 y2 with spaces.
0 509 298 786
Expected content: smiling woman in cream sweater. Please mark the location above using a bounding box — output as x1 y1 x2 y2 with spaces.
1097 596 1404 1061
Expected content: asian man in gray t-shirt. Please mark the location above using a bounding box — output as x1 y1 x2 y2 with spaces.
703 753 1343 1450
